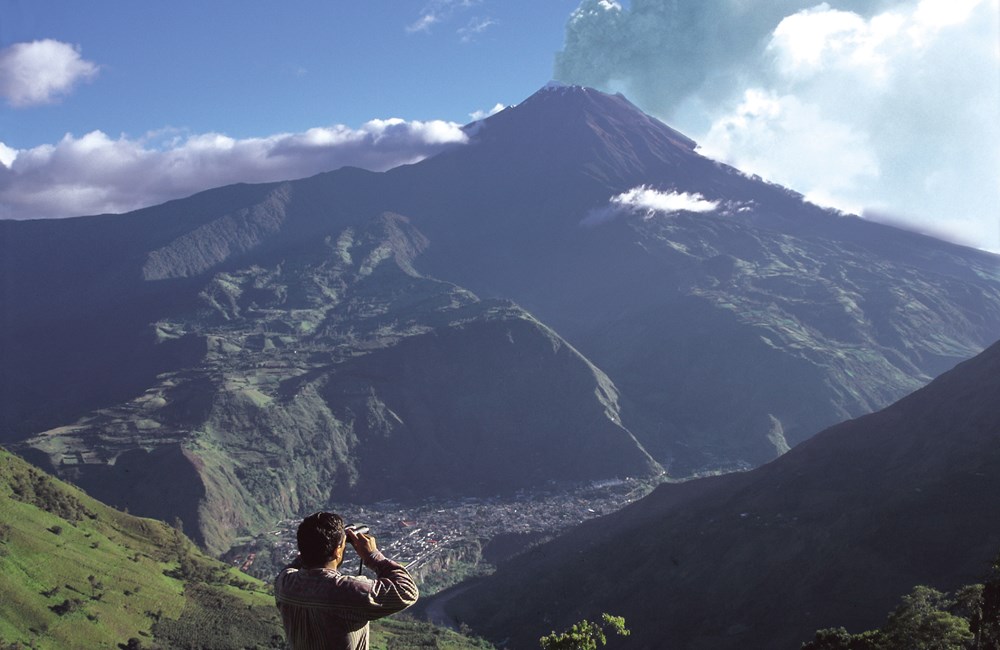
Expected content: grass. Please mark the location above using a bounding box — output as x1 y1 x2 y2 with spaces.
371 617 495 650
0 448 280 649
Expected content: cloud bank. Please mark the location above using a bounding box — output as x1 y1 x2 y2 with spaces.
0 39 99 107
556 0 1000 252
0 120 468 219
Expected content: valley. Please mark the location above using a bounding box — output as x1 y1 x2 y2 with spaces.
225 477 657 593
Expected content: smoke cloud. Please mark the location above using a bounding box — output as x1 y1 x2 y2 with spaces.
555 0 1000 252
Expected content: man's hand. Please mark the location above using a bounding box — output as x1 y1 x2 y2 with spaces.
346 527 378 560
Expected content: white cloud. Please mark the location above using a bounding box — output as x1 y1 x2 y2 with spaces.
468 102 506 121
861 208 995 248
583 186 718 226
557 0 1000 252
769 5 891 79
0 39 99 107
699 89 880 205
0 119 468 220
613 186 718 215
458 17 497 43
570 0 623 25
0 142 16 167
406 14 441 33
407 0 481 34
910 0 983 41
714 0 1000 249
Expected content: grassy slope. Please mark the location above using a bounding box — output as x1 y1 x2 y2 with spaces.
0 447 283 649
0 448 491 649
372 618 495 650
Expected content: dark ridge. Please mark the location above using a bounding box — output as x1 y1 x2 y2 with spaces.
448 338 1000 649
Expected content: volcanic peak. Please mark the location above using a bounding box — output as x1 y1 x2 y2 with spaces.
436 83 702 192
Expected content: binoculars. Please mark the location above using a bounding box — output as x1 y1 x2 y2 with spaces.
346 524 371 575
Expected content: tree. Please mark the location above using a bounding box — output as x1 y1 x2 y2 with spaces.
539 613 630 650
803 551 1000 650
801 626 885 649
976 552 1000 650
883 586 973 650
87 574 104 600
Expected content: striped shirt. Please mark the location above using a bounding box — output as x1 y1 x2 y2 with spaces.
274 551 419 650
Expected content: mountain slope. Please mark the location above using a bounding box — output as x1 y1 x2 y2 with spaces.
447 337 1000 649
15 212 659 552
0 446 285 649
381 84 1000 471
0 182 289 439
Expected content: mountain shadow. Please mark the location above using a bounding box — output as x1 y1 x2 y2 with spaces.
446 336 1000 649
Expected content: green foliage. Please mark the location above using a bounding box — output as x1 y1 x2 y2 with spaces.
7 463 95 523
163 550 228 584
371 616 496 649
0 448 280 649
801 626 886 649
977 552 1000 649
802 567 1000 650
48 598 84 617
150 583 286 649
539 613 630 650
883 586 972 650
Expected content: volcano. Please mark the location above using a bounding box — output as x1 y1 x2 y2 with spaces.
2 84 998 551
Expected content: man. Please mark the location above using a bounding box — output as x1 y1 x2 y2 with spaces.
274 511 419 649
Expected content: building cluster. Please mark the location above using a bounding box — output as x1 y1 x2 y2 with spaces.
247 478 652 576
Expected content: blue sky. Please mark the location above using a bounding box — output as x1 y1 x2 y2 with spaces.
1 1 575 145
2 0 998 252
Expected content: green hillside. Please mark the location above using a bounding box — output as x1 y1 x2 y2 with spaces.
0 447 284 649
0 448 492 649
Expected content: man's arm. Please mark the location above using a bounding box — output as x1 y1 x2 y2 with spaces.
348 528 419 618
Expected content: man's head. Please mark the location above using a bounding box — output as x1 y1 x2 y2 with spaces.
297 512 346 568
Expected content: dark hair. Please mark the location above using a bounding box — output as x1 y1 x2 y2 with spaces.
297 512 345 567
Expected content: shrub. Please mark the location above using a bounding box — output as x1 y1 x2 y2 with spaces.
539 613 630 650
49 598 84 616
